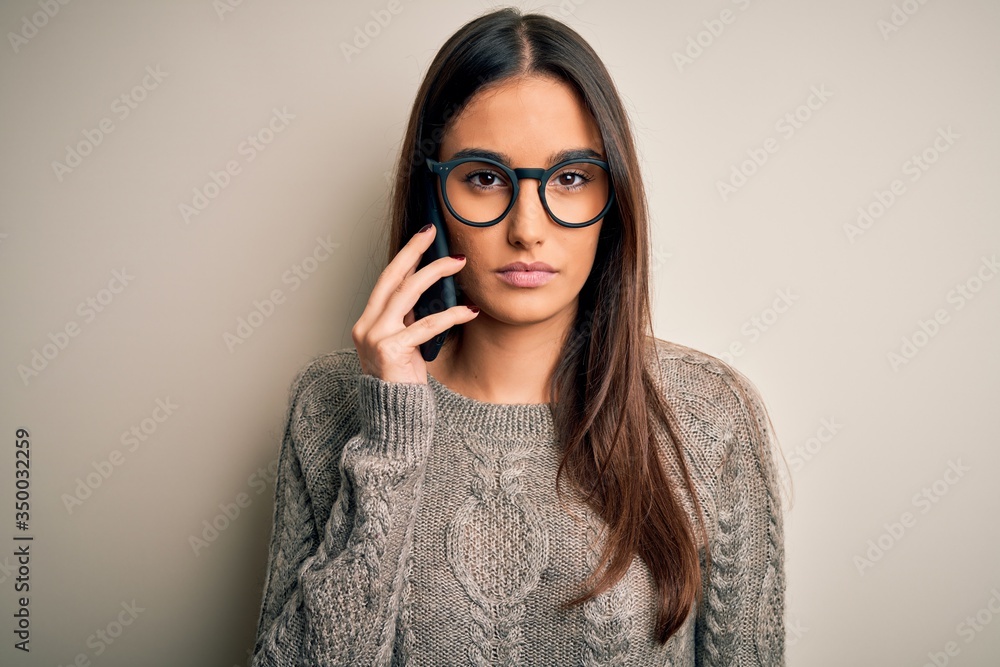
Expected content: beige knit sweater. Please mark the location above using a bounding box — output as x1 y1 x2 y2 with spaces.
250 337 786 666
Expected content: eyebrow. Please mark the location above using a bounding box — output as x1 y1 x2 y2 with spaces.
447 146 606 165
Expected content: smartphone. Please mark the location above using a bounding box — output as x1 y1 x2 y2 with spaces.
412 173 459 362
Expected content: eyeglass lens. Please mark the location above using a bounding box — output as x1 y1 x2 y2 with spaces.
444 161 610 225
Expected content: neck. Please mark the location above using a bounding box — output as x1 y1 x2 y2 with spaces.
426 304 577 405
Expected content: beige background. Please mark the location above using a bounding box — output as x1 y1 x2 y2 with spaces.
2 0 998 665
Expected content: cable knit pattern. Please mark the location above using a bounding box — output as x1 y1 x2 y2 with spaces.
580 506 634 667
445 429 548 666
250 337 786 666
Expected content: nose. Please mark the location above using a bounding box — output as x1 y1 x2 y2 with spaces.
506 178 549 246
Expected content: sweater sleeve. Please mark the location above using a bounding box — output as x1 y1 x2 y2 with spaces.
695 374 786 667
250 364 435 667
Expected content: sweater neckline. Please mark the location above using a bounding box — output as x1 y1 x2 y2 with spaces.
425 373 556 440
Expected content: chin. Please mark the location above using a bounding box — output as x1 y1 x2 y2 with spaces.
487 300 571 325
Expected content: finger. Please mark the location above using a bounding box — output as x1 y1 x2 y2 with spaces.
390 304 480 352
365 224 437 317
378 253 468 329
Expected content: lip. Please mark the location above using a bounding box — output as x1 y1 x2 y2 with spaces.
496 261 556 272
496 262 557 288
496 271 556 288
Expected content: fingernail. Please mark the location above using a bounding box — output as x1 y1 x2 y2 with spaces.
467 305 479 313
449 254 466 261
418 223 433 233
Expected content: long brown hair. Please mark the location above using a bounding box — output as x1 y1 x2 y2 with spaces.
384 7 789 644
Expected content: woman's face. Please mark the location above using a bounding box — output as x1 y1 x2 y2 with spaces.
435 74 608 329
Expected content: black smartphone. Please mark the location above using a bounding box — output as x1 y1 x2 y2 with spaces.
412 174 459 362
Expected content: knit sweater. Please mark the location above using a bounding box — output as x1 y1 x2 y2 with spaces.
250 336 786 666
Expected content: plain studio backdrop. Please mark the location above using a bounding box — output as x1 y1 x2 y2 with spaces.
1 0 998 665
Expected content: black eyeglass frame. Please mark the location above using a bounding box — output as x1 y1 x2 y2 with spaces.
425 156 616 228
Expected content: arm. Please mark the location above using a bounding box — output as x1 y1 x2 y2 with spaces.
251 362 435 667
696 373 786 666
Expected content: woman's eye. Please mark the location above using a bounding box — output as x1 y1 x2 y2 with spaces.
468 171 505 188
553 171 590 188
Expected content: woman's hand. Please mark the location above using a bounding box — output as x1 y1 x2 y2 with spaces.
351 224 479 384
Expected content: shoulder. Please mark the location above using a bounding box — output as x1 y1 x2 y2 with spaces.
286 346 363 400
646 335 765 422
282 347 365 449
647 336 735 385
645 336 776 481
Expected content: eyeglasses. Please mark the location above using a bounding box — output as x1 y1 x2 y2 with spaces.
425 155 615 228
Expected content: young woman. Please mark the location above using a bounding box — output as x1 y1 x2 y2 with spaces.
251 7 788 666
